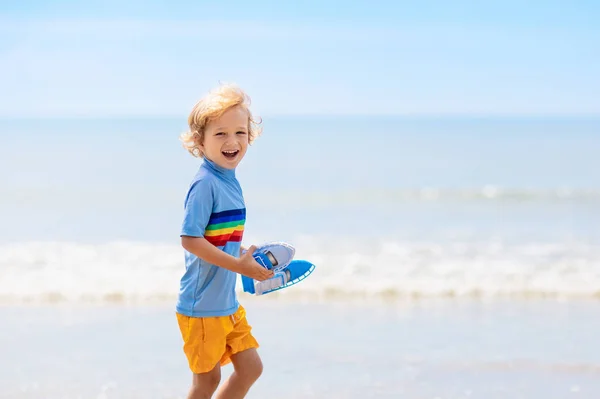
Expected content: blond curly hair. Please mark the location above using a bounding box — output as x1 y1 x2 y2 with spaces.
180 83 262 158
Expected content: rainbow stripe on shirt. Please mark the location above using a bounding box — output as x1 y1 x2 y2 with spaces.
204 208 246 247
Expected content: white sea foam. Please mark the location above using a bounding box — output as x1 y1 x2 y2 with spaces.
1 238 599 304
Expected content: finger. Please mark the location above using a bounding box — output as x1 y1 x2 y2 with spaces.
246 245 257 255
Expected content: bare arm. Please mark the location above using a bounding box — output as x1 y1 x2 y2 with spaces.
182 236 241 272
182 236 273 281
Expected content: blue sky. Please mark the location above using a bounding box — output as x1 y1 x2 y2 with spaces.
1 0 599 117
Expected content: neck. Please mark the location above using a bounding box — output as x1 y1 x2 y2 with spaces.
202 157 236 179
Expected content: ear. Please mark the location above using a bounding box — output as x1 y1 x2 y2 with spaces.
196 132 205 149
195 133 205 157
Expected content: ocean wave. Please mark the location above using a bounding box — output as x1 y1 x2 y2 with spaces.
2 187 600 208
260 187 600 205
1 239 599 304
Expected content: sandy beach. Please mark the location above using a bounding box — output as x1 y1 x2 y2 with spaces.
2 297 599 399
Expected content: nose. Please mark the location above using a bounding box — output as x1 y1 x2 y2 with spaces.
224 133 235 144
226 133 240 145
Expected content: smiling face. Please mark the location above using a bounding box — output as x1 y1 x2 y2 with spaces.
200 105 250 169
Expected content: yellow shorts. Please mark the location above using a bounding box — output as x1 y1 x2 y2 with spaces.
176 304 259 374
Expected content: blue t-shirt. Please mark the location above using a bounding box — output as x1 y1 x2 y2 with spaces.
176 158 246 317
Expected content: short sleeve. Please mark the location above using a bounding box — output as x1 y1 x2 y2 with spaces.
181 177 214 237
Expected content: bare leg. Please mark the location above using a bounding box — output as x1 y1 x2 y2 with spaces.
215 348 263 399
187 362 222 399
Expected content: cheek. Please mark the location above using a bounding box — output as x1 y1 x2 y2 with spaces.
202 137 217 149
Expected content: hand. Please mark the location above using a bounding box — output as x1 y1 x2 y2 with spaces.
237 245 274 281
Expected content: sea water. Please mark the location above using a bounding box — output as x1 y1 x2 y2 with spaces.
1 116 598 303
1 116 599 398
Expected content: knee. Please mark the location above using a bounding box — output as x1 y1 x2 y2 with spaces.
252 358 264 381
239 358 263 384
204 372 222 392
191 367 221 398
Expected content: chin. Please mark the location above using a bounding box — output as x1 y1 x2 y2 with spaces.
218 157 241 169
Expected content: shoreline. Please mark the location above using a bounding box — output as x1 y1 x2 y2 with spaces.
2 296 599 399
2 293 600 308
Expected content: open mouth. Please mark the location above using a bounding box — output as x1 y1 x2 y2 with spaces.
222 149 239 159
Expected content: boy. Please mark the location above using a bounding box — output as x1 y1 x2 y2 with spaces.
176 83 274 399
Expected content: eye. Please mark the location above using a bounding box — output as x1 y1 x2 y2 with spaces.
236 131 247 135
215 132 225 136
